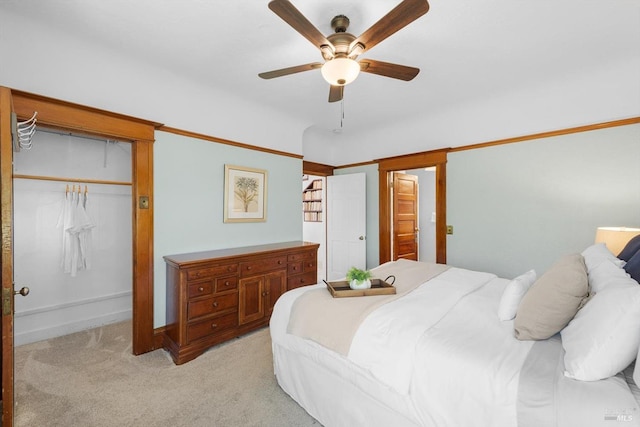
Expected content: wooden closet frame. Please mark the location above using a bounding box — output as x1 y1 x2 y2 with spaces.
7 88 161 355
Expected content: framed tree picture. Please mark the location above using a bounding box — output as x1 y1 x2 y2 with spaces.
224 164 268 223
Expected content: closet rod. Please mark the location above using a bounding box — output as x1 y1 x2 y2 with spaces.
13 174 132 186
37 127 126 144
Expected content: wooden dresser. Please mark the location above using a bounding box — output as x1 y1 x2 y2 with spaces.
163 241 319 364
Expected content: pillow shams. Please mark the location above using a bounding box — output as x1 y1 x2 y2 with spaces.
581 243 625 272
588 257 631 293
514 254 589 341
498 270 536 321
562 276 640 381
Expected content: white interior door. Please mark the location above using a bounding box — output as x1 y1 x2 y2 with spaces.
326 173 366 280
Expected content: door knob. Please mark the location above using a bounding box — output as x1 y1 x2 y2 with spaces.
359 236 365 240
15 286 29 297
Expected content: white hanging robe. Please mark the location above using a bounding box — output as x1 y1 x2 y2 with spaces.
58 188 95 276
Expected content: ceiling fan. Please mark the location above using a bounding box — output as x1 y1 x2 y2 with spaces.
259 0 430 103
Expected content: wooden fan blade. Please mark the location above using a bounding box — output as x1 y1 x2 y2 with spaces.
351 0 429 53
259 62 323 79
328 85 344 103
269 0 333 50
359 59 420 81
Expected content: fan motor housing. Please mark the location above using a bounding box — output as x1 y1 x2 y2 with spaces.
327 32 356 56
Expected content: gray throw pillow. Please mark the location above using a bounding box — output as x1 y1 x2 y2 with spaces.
514 253 589 340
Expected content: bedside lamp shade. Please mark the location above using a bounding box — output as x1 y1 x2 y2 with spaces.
595 227 640 256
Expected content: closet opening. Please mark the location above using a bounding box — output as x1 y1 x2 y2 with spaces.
4 88 158 357
13 128 133 345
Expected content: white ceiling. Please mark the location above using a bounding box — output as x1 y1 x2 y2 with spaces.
1 0 639 158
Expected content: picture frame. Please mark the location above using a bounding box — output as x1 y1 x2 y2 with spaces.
224 164 267 223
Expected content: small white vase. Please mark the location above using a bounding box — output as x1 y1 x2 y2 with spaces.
349 279 372 290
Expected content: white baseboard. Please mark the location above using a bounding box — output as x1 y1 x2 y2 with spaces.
15 310 132 347
14 291 132 346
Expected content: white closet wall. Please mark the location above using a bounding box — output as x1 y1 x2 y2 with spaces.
13 130 132 345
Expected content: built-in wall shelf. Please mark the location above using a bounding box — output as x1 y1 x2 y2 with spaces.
303 179 323 222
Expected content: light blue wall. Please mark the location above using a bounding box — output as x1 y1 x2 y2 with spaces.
335 164 380 269
446 123 640 279
153 131 303 327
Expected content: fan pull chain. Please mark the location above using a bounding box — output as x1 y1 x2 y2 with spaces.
340 98 345 129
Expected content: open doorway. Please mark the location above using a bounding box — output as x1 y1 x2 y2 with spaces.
302 174 326 282
389 168 437 263
378 149 448 265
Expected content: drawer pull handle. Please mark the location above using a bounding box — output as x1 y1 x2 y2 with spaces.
211 323 218 329
213 301 219 308
198 287 204 292
227 266 233 271
247 266 252 270
300 278 305 283
278 260 283 264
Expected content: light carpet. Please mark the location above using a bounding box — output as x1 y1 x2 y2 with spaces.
14 321 320 427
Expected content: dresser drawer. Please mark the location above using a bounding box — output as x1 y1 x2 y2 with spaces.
287 261 303 275
188 281 213 299
187 263 238 281
188 292 238 320
287 271 317 290
239 256 287 277
187 312 238 343
288 250 315 262
303 259 317 272
215 276 238 293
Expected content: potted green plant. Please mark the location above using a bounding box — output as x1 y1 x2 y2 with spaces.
346 266 373 290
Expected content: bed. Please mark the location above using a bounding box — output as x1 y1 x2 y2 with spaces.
270 242 640 427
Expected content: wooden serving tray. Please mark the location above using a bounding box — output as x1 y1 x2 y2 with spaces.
324 277 396 298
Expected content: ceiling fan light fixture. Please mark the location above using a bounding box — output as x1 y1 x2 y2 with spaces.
321 57 360 86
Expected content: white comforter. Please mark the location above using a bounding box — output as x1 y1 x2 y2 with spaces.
348 267 534 426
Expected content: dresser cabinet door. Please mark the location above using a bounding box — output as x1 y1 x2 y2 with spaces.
238 276 264 325
239 270 286 324
264 270 286 317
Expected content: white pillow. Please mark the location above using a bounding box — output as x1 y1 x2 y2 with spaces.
587 257 631 293
498 270 536 321
581 243 625 273
561 276 640 381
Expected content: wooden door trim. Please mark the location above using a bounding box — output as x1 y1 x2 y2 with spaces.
378 149 448 265
302 161 334 176
11 90 159 142
6 87 159 355
1 86 16 426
